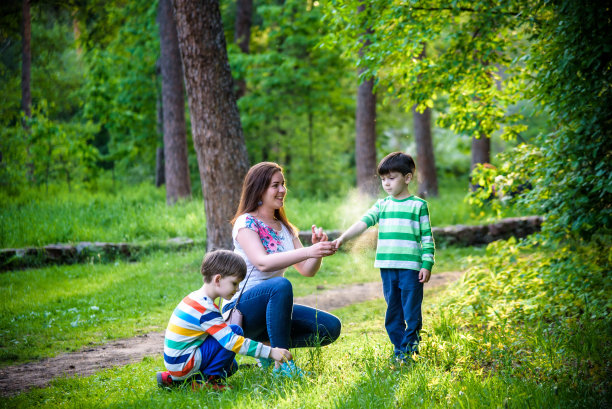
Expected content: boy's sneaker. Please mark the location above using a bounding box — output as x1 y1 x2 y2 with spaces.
191 376 232 392
392 352 417 367
156 371 174 388
272 360 305 379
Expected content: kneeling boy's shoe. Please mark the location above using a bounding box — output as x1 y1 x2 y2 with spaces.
191 376 232 392
157 371 174 388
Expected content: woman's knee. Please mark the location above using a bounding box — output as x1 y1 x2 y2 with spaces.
270 276 293 297
326 316 342 343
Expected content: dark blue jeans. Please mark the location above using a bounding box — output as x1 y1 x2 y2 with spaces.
380 268 423 356
194 324 241 379
222 277 341 349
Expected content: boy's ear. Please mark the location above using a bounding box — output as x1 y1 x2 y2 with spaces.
213 274 222 285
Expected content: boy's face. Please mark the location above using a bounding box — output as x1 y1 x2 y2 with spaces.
216 275 243 299
380 171 411 198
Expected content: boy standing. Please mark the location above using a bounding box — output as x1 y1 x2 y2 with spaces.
157 250 291 390
333 152 435 362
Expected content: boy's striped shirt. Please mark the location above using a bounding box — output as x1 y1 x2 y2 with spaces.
163 287 271 380
361 195 435 271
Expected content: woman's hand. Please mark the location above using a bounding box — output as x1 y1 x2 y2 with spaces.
307 241 337 258
269 347 293 363
311 224 328 244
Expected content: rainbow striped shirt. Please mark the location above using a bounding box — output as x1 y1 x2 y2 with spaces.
361 195 435 271
163 287 271 380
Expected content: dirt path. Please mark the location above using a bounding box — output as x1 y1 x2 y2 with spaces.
0 271 462 397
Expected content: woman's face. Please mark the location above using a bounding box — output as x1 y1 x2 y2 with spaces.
260 171 286 210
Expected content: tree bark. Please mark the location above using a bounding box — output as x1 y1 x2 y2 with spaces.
234 0 253 99
413 105 438 197
355 3 377 196
159 0 191 204
412 44 438 198
172 0 250 251
21 0 31 121
470 132 491 191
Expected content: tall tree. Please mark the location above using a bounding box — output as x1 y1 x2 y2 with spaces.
21 0 32 182
355 2 377 196
412 44 438 197
234 0 252 99
20 0 31 122
172 0 249 250
469 132 490 190
158 0 191 204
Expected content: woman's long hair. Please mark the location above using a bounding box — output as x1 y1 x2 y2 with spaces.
231 162 298 236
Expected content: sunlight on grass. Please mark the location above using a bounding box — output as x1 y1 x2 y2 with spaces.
1 177 524 248
1 286 576 409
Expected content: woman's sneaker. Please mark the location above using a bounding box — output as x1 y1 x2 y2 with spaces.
272 360 305 378
256 357 274 370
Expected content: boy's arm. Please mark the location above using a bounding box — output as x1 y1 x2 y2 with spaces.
419 202 435 272
333 221 368 249
201 312 273 359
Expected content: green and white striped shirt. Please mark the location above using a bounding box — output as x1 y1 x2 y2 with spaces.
361 195 435 271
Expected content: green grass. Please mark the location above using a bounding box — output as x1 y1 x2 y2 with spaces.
0 177 523 248
0 246 471 366
1 285 592 409
0 184 206 248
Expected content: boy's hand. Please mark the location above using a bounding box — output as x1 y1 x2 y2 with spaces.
332 237 344 249
419 268 431 283
311 225 328 244
269 347 293 363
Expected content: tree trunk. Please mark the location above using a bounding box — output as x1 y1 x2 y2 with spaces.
413 105 438 197
234 0 253 99
412 44 438 198
21 0 33 182
470 132 491 191
172 0 250 251
155 59 165 188
355 3 377 196
159 0 191 204
21 0 31 121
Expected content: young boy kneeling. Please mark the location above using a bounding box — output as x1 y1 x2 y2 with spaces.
157 250 291 390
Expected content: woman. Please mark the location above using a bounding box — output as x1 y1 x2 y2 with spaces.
222 162 341 376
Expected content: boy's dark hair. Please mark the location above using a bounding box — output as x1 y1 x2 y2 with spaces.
200 250 247 283
377 152 416 176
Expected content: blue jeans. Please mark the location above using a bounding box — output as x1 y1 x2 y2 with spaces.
193 324 242 379
194 325 243 380
380 268 423 355
222 277 341 349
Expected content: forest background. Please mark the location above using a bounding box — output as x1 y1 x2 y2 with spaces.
0 0 610 407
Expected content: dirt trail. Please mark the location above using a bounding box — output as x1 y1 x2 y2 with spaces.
0 271 462 397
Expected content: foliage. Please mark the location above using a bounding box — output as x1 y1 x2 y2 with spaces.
435 236 611 405
0 4 96 193
466 0 612 239
323 0 531 141
78 0 162 184
226 0 358 197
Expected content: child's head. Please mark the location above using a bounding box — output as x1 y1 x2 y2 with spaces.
377 152 416 177
200 250 247 284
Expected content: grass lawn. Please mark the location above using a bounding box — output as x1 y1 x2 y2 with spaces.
1 283 575 409
0 246 476 367
0 178 522 248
